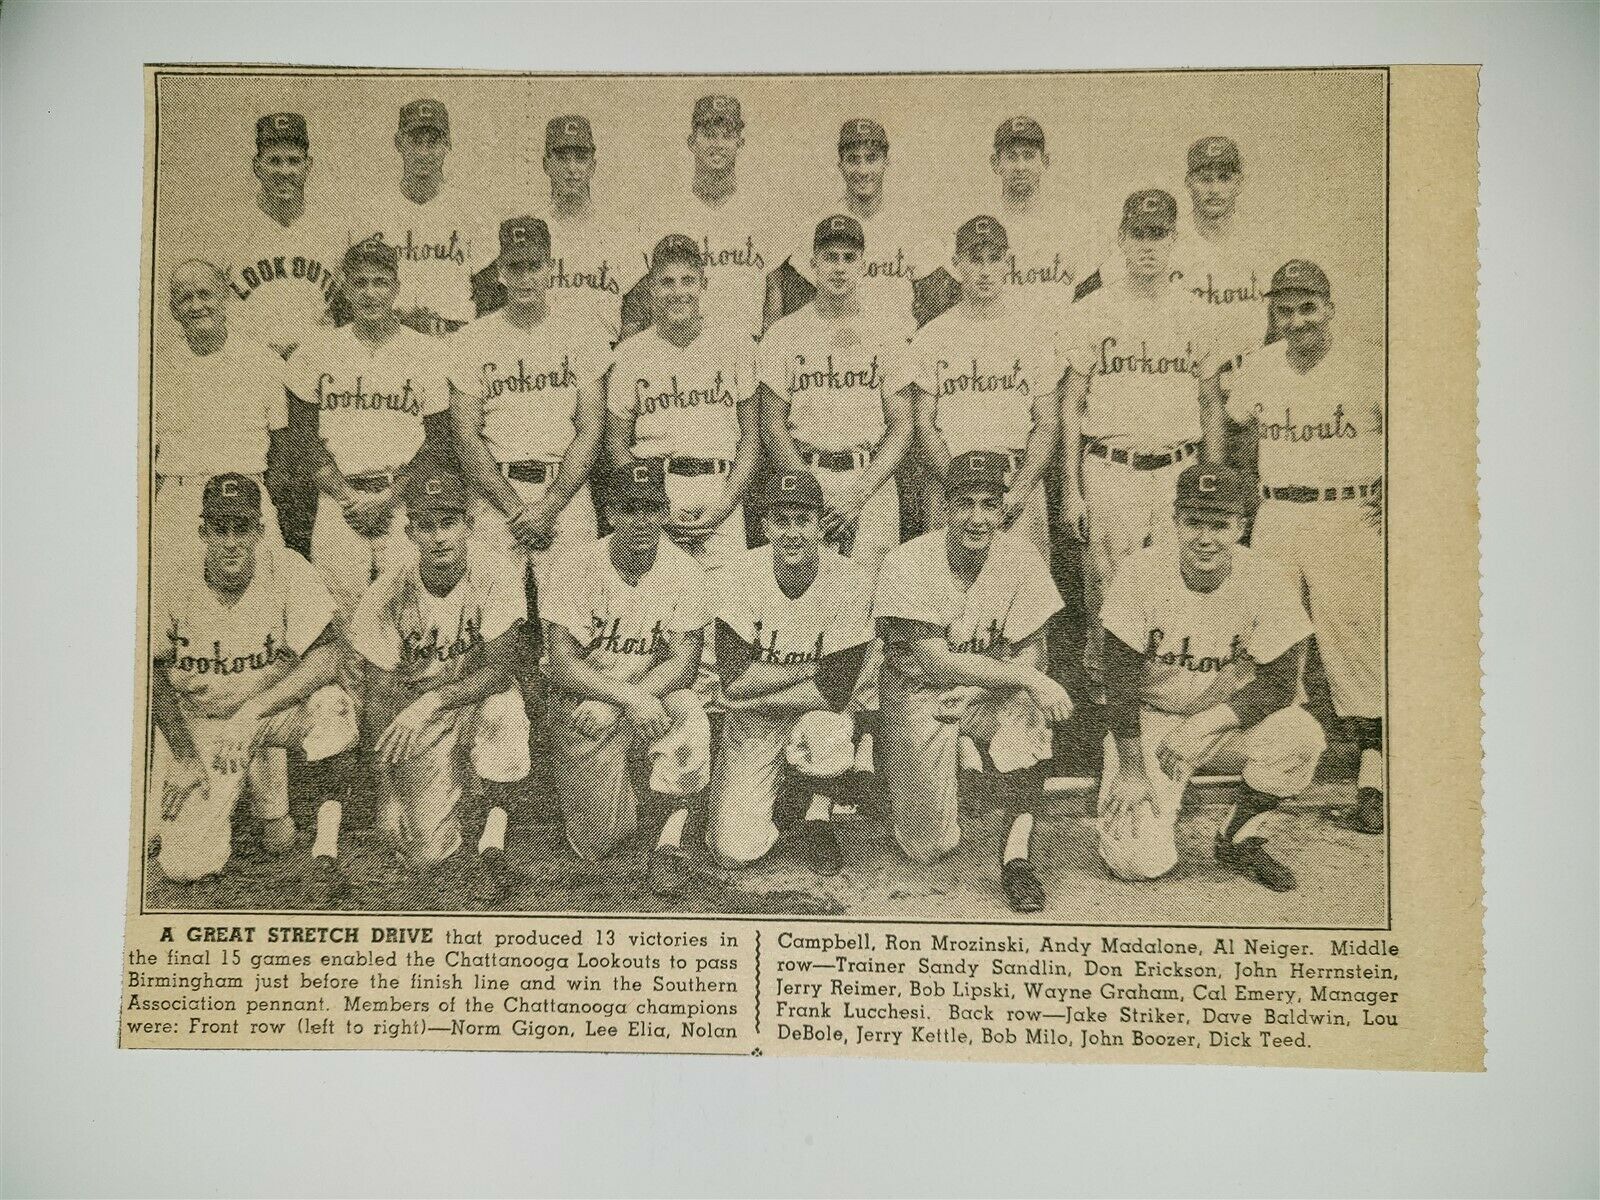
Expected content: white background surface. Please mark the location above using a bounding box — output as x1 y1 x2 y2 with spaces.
2 3 1595 1197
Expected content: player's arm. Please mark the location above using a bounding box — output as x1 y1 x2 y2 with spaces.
1007 378 1061 516
910 384 952 482
546 622 701 743
449 381 523 517
209 629 344 773
544 377 606 516
1199 370 1232 466
879 616 1066 719
715 394 763 522
1059 367 1090 539
287 392 356 506
605 406 640 468
758 382 808 474
368 623 522 765
715 619 815 701
1152 639 1307 781
854 379 915 501
150 668 210 817
763 270 787 333
1101 630 1159 813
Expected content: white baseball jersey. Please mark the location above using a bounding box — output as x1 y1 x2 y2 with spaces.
608 324 750 461
210 203 341 352
786 204 937 327
647 189 779 338
348 185 489 325
153 545 334 719
541 208 633 340
351 551 525 688
757 303 901 453
1224 338 1385 488
895 301 1058 456
541 535 708 686
449 303 611 464
1101 543 1312 717
872 528 1062 681
715 544 873 665
289 324 450 475
153 334 288 478
1059 279 1220 451
996 199 1097 318
1169 217 1277 363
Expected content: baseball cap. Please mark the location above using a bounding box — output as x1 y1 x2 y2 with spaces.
201 474 263 524
545 115 595 153
947 450 1011 497
994 115 1046 151
608 459 669 508
1187 136 1242 175
398 99 450 136
691 94 743 130
343 237 399 274
839 118 888 151
1122 189 1178 234
403 469 469 516
256 112 308 151
1266 259 1332 297
814 214 865 253
1174 464 1249 517
763 470 825 512
650 233 705 273
498 216 552 265
954 215 1009 258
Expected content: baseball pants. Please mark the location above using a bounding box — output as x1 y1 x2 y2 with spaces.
152 685 359 883
663 470 747 699
706 708 827 867
814 462 898 711
366 685 531 867
1251 496 1384 719
546 688 708 861
469 472 597 591
1097 704 1327 882
153 472 283 576
311 495 414 618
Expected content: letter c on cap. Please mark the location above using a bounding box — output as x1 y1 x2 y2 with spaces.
975 218 991 236
566 120 581 136
1012 118 1028 132
417 103 433 119
831 217 846 232
781 475 797 491
633 465 650 484
856 120 872 136
969 453 985 471
426 479 444 496
221 480 240 497
1142 195 1162 212
1207 139 1225 157
274 115 290 131
1285 262 1303 278
712 97 728 111
1198 473 1217 493
511 227 527 243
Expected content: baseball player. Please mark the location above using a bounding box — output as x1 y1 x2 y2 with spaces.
1206 260 1385 833
1059 189 1222 692
539 460 712 896
155 259 287 575
1097 464 1325 890
707 471 874 873
449 217 610 596
989 116 1097 315
896 215 1060 564
287 238 453 618
149 475 357 889
872 451 1074 913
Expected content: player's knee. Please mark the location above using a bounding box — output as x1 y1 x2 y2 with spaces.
158 839 228 884
303 686 359 762
472 689 532 784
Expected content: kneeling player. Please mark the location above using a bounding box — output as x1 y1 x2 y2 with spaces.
707 471 873 874
871 451 1074 913
1097 465 1326 891
351 470 531 899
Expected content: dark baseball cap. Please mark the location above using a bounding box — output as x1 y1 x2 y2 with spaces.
947 450 1011 497
994 115 1045 151
398 99 449 135
1266 259 1332 297
498 216 552 264
201 474 262 524
764 470 825 512
343 237 399 274
608 459 669 507
1175 464 1249 517
546 115 595 153
839 118 887 151
1122 189 1178 234
954 215 1009 258
691 94 743 130
1187 136 1242 175
650 233 705 272
403 469 469 516
814 214 865 253
256 112 308 151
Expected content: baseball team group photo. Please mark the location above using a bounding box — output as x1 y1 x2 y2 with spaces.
139 67 1388 925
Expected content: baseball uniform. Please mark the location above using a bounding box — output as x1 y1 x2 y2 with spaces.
638 193 778 342
348 185 488 330
540 535 710 861
780 213 934 330
351 547 531 866
150 542 357 882
706 543 873 865
872 527 1062 862
538 209 632 343
1170 217 1277 368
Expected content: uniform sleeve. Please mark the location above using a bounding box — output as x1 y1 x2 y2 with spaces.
1003 543 1064 645
711 559 756 643
1247 560 1315 665
419 338 451 415
1056 305 1094 377
826 562 875 656
888 325 935 397
1220 344 1248 407
668 559 710 635
280 551 336 656
286 336 321 403
261 349 289 432
446 327 483 397
870 545 941 628
1099 555 1150 656
349 572 402 670
477 561 527 641
754 321 791 400
1191 305 1224 382
605 341 639 420
538 550 598 644
573 316 614 387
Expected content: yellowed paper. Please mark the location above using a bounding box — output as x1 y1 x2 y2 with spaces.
125 65 1480 1069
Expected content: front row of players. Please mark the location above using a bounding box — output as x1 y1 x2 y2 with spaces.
152 452 1328 911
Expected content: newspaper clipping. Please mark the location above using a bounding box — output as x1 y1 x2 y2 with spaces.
123 64 1482 1069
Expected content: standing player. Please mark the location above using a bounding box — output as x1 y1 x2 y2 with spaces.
1097 465 1325 889
1059 190 1222 692
1207 260 1386 833
539 461 712 896
351 470 531 896
149 475 357 889
988 116 1096 315
287 239 453 618
872 452 1074 913
896 216 1060 563
706 471 873 873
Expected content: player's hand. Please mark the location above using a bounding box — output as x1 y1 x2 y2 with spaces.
376 691 444 764
570 700 621 739
822 483 867 540
1062 490 1089 542
934 685 985 723
1025 676 1074 726
212 701 267 775
1154 710 1232 781
343 491 395 537
622 690 672 743
508 501 558 552
162 755 209 820
1103 766 1159 839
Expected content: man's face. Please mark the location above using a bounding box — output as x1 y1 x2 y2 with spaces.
839 144 887 202
1186 166 1242 221
607 499 668 554
498 255 553 305
200 515 262 586
1175 509 1243 575
764 505 822 570
1119 226 1175 280
946 488 1005 553
344 263 399 320
651 260 705 325
544 146 596 199
1271 291 1334 347
407 508 470 571
688 120 742 173
169 265 228 338
992 142 1047 198
811 244 864 300
253 142 311 205
954 244 1007 302
395 126 450 177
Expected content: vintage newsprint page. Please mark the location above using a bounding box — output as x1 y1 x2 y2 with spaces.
123 64 1480 1069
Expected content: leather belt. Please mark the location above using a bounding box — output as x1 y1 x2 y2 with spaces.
1262 479 1383 503
503 460 555 484
800 445 874 472
1084 439 1198 471
663 455 731 477
344 470 394 493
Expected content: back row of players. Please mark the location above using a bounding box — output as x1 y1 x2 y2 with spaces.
149 95 1385 912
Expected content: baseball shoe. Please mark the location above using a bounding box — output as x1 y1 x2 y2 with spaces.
261 816 296 857
1214 834 1297 892
1001 858 1046 913
795 819 844 876
1331 787 1385 835
302 854 346 907
647 845 692 898
473 848 517 903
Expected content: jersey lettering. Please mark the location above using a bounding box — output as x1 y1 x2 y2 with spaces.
935 357 1030 398
1097 336 1203 377
790 352 883 393
315 374 423 416
480 357 578 399
585 615 666 658
1252 403 1360 443
634 372 737 416
1144 628 1248 674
